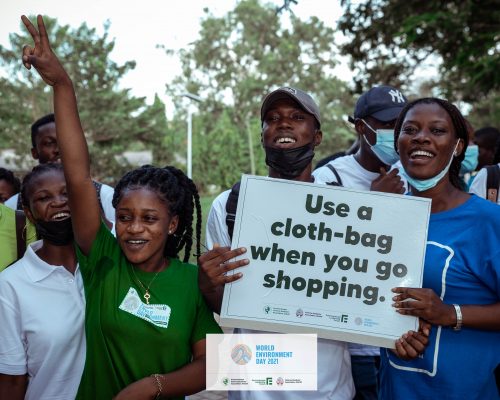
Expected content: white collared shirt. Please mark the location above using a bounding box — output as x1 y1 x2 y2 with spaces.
0 240 86 400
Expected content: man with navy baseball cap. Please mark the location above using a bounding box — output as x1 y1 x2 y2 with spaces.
313 85 408 399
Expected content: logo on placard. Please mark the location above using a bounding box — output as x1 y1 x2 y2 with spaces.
296 308 304 318
264 305 271 314
222 377 229 386
277 377 284 386
355 317 363 326
266 377 273 385
231 344 252 365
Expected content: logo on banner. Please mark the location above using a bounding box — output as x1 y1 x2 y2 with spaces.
277 377 284 386
231 344 252 365
296 308 304 317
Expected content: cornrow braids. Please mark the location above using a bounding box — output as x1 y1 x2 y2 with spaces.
20 163 64 208
113 165 201 262
394 97 469 190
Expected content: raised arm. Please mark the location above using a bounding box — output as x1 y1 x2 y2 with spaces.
21 15 100 253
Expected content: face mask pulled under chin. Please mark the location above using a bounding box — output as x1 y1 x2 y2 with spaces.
399 141 460 192
264 142 315 178
35 217 74 246
362 120 399 165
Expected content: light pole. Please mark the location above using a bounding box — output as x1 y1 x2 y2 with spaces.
181 92 203 179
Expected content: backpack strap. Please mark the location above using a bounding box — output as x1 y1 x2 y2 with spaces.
325 164 343 187
225 181 241 241
16 194 23 210
486 165 500 203
15 210 27 259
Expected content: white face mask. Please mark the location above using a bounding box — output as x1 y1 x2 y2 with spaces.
361 120 400 165
399 140 461 192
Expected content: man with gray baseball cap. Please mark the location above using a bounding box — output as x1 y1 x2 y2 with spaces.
260 87 322 128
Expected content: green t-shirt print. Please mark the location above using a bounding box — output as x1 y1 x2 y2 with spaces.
76 223 221 399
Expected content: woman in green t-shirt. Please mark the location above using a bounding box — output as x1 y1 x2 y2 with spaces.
21 15 221 399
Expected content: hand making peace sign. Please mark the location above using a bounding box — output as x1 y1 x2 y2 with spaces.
21 15 69 86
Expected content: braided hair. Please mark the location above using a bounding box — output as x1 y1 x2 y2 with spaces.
20 163 64 208
112 165 201 263
394 98 469 190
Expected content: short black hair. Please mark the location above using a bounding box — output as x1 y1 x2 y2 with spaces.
394 98 469 190
31 113 55 148
20 163 64 208
112 165 202 262
475 127 500 148
0 167 21 193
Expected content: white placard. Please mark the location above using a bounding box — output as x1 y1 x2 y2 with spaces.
206 333 317 391
220 175 431 348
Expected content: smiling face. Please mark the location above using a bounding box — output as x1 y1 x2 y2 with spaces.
115 187 178 271
24 169 70 223
397 102 463 180
31 122 60 164
261 97 322 150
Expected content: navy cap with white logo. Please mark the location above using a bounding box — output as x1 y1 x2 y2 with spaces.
261 87 321 127
353 85 407 122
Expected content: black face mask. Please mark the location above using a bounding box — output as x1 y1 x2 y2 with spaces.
264 142 315 178
35 218 74 246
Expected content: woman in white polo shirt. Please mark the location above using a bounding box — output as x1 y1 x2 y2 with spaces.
0 163 85 399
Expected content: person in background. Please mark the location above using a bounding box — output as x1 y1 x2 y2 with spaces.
4 113 116 226
379 98 500 400
0 168 20 204
0 203 36 271
474 126 500 170
470 133 500 205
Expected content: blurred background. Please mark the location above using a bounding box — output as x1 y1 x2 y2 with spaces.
1 0 499 191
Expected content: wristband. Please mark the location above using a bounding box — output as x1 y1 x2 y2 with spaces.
151 374 165 399
452 304 462 331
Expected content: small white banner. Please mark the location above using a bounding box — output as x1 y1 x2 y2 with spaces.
220 175 431 348
206 333 317 391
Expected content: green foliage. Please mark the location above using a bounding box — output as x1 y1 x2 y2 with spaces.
338 0 500 103
166 0 355 191
0 16 168 184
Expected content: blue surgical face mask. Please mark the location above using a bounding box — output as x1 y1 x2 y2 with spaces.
459 144 478 174
400 141 460 192
362 120 400 165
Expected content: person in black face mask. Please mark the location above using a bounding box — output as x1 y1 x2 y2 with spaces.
260 87 322 180
0 162 85 399
200 86 324 313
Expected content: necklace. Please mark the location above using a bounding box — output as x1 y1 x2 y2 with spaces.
131 267 162 304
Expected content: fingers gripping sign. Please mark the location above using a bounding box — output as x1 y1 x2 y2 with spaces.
198 245 249 293
21 15 68 86
392 319 431 360
391 287 456 326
